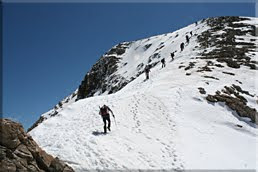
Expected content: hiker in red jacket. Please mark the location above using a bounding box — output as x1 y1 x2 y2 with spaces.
99 104 115 134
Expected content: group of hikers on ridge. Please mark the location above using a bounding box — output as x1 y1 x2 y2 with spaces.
99 30 195 133
144 31 193 80
180 33 191 52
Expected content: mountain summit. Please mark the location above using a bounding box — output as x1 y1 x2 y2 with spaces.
29 16 258 171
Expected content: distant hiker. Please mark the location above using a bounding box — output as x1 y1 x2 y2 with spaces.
170 52 175 61
190 31 193 37
186 35 190 44
161 58 166 68
144 65 151 80
99 104 115 134
195 21 198 26
180 42 184 52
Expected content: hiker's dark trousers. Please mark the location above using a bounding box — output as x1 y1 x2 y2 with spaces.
145 72 149 80
102 115 111 133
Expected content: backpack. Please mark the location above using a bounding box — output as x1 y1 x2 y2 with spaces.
100 106 108 116
145 65 150 72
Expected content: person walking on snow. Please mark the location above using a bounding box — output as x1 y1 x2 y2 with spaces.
180 42 185 52
99 104 115 134
161 58 166 68
170 52 175 61
186 35 190 44
144 64 151 80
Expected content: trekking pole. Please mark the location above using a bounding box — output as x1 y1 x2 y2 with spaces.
113 114 117 127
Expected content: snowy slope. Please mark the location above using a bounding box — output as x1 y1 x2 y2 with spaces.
27 89 78 132
29 15 207 130
30 17 258 171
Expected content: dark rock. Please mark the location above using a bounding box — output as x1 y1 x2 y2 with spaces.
27 163 41 172
198 87 206 94
223 86 247 103
203 75 219 80
49 157 73 172
14 144 33 161
197 65 212 72
197 16 256 70
77 54 123 99
106 43 127 55
206 95 218 102
217 58 240 68
0 119 23 149
137 63 144 71
76 42 132 101
222 71 235 76
144 43 152 50
245 63 256 70
215 64 224 68
0 159 16 172
27 116 46 132
206 86 258 124
155 45 165 52
184 62 195 70
236 80 242 84
148 53 161 63
232 84 254 97
58 101 63 108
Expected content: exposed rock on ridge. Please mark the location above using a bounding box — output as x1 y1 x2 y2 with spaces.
197 16 257 70
77 42 131 100
206 85 258 124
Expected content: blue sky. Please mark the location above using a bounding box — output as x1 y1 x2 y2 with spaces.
2 2 255 130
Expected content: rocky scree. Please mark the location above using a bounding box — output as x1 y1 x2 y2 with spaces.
197 16 257 70
206 85 258 125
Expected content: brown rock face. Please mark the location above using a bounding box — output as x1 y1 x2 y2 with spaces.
0 119 74 172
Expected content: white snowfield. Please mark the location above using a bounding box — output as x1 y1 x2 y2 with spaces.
30 17 258 171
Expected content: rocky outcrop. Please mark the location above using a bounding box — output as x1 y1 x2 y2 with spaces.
198 87 206 94
77 42 131 100
206 85 258 124
27 116 46 133
0 119 74 172
197 16 257 70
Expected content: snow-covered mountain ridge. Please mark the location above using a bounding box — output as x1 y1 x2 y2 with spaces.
28 16 257 131
29 16 258 171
